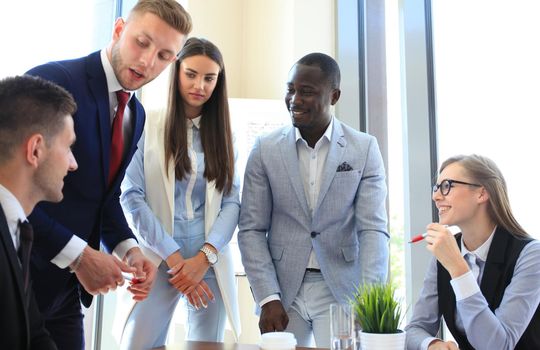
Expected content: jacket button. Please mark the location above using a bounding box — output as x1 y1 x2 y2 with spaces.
311 232 319 238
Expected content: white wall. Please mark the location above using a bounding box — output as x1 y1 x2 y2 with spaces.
185 0 335 99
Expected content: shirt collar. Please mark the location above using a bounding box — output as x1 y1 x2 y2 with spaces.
461 225 497 262
0 183 27 236
100 49 134 98
295 116 334 145
187 115 202 129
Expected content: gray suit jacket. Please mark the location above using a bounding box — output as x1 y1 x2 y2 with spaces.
238 118 389 311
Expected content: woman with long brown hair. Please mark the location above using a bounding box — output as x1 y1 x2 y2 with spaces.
118 37 240 349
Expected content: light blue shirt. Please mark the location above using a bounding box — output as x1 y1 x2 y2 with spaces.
405 234 540 350
120 116 240 261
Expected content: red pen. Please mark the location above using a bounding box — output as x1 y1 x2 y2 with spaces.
122 272 143 284
408 225 461 243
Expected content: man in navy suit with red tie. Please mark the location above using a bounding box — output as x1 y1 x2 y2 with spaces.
0 75 78 350
25 1 192 348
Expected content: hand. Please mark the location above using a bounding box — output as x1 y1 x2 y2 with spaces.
424 223 469 278
168 252 209 294
428 339 459 350
259 300 289 333
185 280 215 310
74 246 135 295
165 250 184 270
123 247 157 301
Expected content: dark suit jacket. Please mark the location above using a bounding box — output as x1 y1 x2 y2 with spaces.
0 205 57 350
438 228 540 349
26 51 146 308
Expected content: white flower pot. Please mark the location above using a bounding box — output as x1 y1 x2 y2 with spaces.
359 330 406 350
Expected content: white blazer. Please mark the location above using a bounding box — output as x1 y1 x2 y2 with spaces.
113 109 241 342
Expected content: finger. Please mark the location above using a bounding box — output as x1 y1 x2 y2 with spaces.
181 283 197 295
274 319 286 331
188 292 201 310
198 281 215 301
260 322 274 333
140 261 156 281
128 282 151 294
167 260 186 275
168 275 184 289
195 286 208 308
185 292 195 307
127 286 149 301
115 257 137 273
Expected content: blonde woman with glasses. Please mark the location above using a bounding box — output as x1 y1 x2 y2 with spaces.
405 154 540 350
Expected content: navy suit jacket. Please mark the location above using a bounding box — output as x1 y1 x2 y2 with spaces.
0 205 57 350
26 51 146 308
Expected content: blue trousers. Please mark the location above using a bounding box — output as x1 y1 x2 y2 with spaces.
120 262 226 350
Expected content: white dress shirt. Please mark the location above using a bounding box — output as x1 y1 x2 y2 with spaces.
0 183 27 250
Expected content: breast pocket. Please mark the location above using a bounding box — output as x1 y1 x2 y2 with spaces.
334 169 362 180
330 170 362 203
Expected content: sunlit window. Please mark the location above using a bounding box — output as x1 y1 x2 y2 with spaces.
432 0 540 237
0 1 113 79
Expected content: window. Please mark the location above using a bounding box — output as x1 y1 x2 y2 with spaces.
0 1 113 79
432 0 540 236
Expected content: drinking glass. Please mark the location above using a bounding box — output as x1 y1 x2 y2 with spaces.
330 303 355 350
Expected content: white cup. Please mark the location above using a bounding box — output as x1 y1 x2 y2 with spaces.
330 303 355 350
260 332 297 350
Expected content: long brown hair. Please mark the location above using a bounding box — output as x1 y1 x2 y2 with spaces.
164 37 234 194
440 154 529 238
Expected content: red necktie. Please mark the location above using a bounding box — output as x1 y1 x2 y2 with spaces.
108 90 130 186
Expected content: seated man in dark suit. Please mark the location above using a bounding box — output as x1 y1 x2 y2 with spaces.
0 75 78 349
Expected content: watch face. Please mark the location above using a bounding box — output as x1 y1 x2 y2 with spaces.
208 252 218 265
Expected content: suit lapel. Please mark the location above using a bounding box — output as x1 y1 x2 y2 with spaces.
145 109 175 233
126 98 145 165
86 52 112 188
0 206 29 328
279 127 310 218
315 119 346 211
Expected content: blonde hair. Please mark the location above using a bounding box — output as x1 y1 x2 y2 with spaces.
440 154 529 238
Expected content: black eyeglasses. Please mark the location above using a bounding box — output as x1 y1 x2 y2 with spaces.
432 179 482 196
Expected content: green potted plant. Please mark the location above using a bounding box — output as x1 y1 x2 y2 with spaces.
350 282 405 350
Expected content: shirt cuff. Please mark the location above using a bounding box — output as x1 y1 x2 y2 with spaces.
113 238 139 260
206 236 223 252
422 337 441 350
260 294 281 307
51 235 87 269
450 270 480 301
152 234 180 261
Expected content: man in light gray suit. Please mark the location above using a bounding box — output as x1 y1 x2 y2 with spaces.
238 53 389 347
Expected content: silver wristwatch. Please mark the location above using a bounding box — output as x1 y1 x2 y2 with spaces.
200 246 218 266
